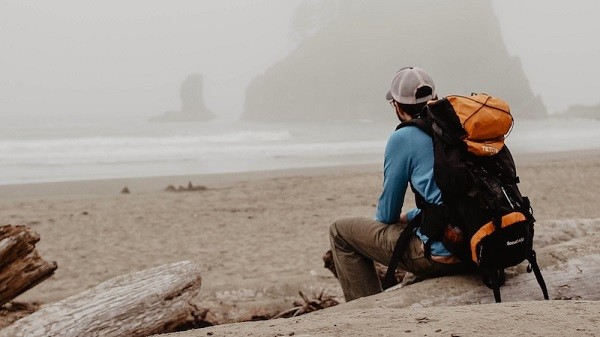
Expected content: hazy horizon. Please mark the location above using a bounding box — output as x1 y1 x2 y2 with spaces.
1 0 599 121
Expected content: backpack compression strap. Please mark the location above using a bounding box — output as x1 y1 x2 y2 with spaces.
382 214 420 290
482 269 506 303
481 250 549 303
527 250 550 300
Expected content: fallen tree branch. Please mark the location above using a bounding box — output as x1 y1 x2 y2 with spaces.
272 290 339 319
0 225 57 306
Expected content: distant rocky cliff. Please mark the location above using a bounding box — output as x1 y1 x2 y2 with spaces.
243 0 546 122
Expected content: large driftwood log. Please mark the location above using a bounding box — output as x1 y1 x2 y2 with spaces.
330 225 600 310
0 225 57 306
335 253 600 313
325 219 600 306
0 261 202 337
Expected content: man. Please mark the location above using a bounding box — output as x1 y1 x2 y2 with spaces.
329 66 471 302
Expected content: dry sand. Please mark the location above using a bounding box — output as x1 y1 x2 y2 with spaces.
1 149 599 336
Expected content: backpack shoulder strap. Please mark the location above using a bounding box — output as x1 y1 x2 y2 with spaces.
382 212 422 290
395 116 433 137
394 117 435 213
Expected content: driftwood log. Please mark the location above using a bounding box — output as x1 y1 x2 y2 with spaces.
335 253 600 313
0 225 57 306
326 220 600 309
0 260 202 337
324 219 600 305
326 253 600 307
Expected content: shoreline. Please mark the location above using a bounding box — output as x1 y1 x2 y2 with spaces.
0 162 381 199
1 148 598 199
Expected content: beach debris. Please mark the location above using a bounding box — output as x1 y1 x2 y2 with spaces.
0 261 202 337
172 306 279 331
272 290 339 319
322 250 337 278
244 308 274 321
0 301 40 330
120 186 130 194
172 307 220 332
0 225 57 307
165 182 208 192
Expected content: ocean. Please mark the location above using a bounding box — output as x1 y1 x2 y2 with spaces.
1 114 598 186
0 115 390 185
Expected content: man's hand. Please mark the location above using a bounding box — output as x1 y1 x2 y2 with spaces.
399 212 409 224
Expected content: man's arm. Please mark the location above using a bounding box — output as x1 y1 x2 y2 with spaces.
375 129 413 224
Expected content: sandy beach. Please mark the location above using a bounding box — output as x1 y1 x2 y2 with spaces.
1 149 599 336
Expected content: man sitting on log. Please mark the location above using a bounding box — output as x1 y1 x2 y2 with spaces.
328 67 473 302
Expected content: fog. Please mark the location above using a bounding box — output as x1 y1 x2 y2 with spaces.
1 0 599 121
0 0 300 120
492 0 600 113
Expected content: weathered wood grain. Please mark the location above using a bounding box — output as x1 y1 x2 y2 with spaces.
1 260 202 337
0 225 57 306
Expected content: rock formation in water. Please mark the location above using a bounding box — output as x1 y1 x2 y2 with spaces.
555 103 600 119
243 0 546 122
154 73 214 122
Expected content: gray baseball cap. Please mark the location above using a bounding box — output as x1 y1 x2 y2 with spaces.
385 66 436 104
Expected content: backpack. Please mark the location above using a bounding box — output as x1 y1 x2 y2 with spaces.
383 93 549 303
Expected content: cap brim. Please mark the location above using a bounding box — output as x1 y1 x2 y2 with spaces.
385 90 393 101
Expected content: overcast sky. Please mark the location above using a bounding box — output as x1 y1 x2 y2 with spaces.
492 0 600 113
0 0 301 120
1 0 598 120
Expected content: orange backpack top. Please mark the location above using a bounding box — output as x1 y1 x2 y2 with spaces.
446 94 513 156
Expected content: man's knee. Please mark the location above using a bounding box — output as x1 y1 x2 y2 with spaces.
329 217 359 252
329 219 339 239
329 216 356 240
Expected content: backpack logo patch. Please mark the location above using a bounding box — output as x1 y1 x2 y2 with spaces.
506 237 525 246
481 145 499 154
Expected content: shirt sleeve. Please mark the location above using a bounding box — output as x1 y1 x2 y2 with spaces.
406 207 420 222
375 130 412 224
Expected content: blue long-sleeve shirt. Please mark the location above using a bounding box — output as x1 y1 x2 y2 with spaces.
374 125 452 256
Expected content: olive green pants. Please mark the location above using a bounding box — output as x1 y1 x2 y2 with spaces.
329 216 471 302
